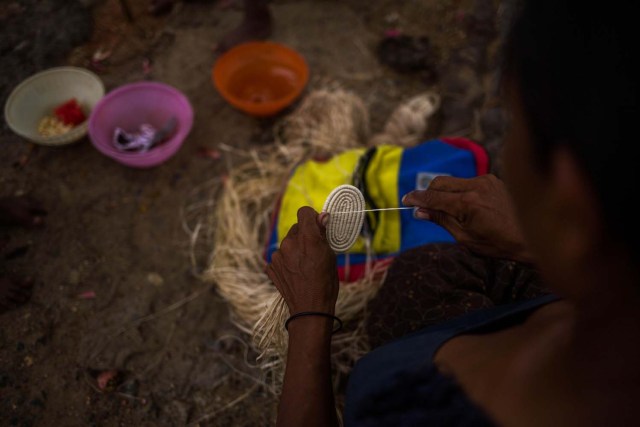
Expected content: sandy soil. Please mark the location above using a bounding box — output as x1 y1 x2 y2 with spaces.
0 0 503 425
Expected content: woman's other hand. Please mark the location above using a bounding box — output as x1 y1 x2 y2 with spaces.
267 207 339 315
403 175 533 263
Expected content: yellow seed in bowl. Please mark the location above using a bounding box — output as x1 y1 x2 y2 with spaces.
37 116 72 137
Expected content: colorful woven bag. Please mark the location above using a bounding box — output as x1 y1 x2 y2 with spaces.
265 137 489 281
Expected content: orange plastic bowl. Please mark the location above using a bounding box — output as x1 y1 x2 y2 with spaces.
213 41 309 117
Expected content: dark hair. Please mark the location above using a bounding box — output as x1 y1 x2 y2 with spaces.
503 0 639 258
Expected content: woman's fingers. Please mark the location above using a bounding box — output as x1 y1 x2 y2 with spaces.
403 189 464 218
317 212 329 233
267 259 289 298
267 256 280 285
428 175 476 192
417 208 466 238
297 206 322 238
267 206 338 314
287 223 299 236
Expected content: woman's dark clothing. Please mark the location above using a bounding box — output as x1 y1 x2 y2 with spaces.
367 243 549 348
344 244 555 426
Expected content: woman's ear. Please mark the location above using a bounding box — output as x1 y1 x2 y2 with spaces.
548 147 603 265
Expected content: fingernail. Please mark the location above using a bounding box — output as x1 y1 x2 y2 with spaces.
414 209 430 220
401 194 408 205
321 213 329 226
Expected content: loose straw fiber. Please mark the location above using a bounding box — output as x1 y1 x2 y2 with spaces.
202 88 441 396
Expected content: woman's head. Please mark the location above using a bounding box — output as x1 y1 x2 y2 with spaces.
501 0 639 292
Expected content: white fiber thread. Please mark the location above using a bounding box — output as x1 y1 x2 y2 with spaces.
331 207 413 214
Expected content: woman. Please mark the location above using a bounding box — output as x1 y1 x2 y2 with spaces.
266 0 640 425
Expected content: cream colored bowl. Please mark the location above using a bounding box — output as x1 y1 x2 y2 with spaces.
4 67 105 146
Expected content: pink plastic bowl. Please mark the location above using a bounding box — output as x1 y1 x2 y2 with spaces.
88 82 193 168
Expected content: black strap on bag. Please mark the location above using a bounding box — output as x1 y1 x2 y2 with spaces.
352 147 380 238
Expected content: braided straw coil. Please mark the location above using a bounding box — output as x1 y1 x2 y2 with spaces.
322 184 366 253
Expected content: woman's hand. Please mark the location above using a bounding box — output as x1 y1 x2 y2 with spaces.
402 174 533 263
267 207 339 315
269 208 340 427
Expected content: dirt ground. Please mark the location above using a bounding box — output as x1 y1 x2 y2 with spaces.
0 0 504 425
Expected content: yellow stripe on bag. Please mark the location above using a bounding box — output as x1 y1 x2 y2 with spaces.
277 149 366 248
365 145 403 254
276 145 403 255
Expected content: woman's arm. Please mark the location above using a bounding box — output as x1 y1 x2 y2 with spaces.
278 316 338 427
267 207 340 427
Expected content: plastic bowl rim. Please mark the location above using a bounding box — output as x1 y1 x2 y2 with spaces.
212 41 309 115
88 81 194 164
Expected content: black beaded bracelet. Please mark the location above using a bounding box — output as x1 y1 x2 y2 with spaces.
285 311 343 334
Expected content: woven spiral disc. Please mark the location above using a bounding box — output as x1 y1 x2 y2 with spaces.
322 184 366 253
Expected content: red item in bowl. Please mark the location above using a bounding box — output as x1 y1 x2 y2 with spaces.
54 98 86 126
